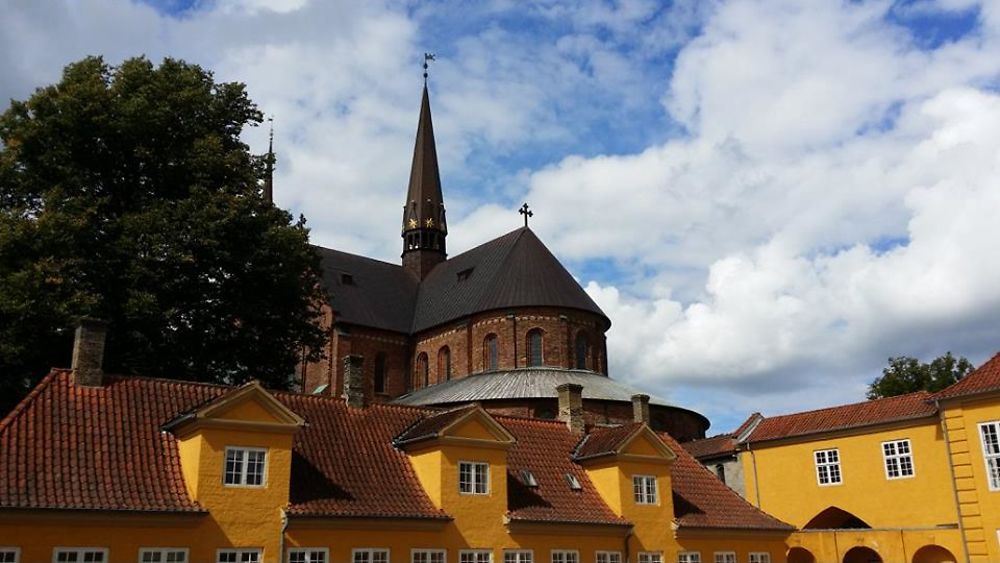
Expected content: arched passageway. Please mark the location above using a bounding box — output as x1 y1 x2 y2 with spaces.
843 546 882 563
787 547 816 563
804 506 872 529
912 545 957 563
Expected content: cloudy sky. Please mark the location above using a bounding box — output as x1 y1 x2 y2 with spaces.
4 0 1000 431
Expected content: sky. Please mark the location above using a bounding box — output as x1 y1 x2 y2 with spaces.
3 0 1000 432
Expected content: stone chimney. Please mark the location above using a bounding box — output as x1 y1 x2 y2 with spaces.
556 382 584 433
343 354 367 408
632 393 650 424
72 318 108 387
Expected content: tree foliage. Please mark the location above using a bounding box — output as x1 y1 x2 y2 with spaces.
867 352 974 399
0 56 327 415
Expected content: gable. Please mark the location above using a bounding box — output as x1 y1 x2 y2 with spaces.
449 416 504 441
620 427 676 462
165 381 304 437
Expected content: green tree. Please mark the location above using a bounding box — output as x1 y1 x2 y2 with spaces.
0 56 327 415
867 352 974 399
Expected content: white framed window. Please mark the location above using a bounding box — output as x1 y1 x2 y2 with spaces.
748 554 771 563
412 550 446 563
459 461 489 495
550 551 578 563
596 552 621 563
503 551 533 563
677 553 701 563
632 474 658 504
713 552 736 563
814 448 842 485
353 549 390 563
217 550 262 563
980 421 1000 491
460 551 492 563
638 553 662 563
223 447 267 487
882 439 915 479
0 548 19 563
53 549 108 562
140 549 188 562
288 549 329 563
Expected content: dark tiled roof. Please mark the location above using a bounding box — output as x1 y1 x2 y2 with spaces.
662 432 793 531
573 423 644 461
744 391 937 444
682 434 737 461
315 246 418 334
393 404 480 446
502 416 628 526
935 352 1000 400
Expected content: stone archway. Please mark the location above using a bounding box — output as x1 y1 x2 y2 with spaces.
843 546 882 563
912 545 957 563
787 547 816 563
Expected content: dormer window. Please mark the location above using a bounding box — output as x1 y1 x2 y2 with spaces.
457 267 474 282
459 461 489 495
564 473 582 490
340 273 355 285
520 469 538 487
224 446 267 487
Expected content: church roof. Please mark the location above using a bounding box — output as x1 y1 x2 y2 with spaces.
317 227 608 334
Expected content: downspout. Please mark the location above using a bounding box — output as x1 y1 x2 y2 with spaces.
624 526 633 563
747 441 762 509
937 398 971 563
278 508 289 563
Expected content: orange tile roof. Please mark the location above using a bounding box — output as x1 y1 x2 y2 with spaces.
681 434 737 460
745 391 937 444
572 422 644 461
935 352 1000 400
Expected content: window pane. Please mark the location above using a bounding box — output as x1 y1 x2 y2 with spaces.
528 331 543 367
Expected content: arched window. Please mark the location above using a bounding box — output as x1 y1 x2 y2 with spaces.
527 329 544 367
374 352 387 394
416 353 429 388
484 334 499 371
574 332 589 370
438 346 451 382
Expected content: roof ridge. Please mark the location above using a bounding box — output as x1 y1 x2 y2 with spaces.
761 389 931 421
0 369 64 435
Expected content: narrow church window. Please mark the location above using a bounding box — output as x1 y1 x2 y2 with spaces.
374 352 387 394
485 334 499 371
574 332 589 370
438 346 451 381
416 353 429 388
527 329 543 367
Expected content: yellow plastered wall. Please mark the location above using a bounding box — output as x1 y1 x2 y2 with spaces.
741 418 956 530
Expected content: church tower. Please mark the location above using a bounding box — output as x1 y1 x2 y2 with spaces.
401 85 447 279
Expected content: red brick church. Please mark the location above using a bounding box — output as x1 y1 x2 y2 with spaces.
300 85 709 441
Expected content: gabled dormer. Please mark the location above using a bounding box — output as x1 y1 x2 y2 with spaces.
395 405 515 519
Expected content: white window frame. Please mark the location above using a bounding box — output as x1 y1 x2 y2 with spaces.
412 549 447 563
881 438 915 480
632 474 658 504
139 548 189 562
814 448 842 486
223 446 268 487
459 460 490 495
638 553 662 563
216 549 263 563
979 421 1000 491
550 551 578 563
460 551 492 563
352 549 390 563
595 552 621 563
287 548 329 563
677 552 701 563
713 552 736 563
503 551 533 563
0 548 20 563
52 548 109 563
748 553 771 563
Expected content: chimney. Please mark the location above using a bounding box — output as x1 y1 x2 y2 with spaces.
72 318 108 387
556 382 584 433
343 354 367 408
632 394 650 424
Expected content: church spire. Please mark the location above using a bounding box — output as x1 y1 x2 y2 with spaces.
263 116 275 204
401 80 447 279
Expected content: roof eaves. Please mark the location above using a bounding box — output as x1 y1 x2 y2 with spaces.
746 410 939 445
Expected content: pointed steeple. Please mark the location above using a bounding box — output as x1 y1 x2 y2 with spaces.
263 117 275 204
401 84 447 279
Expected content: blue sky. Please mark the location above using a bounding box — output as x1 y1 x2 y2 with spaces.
4 0 1000 432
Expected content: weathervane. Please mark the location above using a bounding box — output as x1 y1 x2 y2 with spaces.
423 52 436 84
519 203 533 227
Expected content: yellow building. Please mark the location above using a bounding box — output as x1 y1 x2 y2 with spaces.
684 353 1000 563
0 322 791 563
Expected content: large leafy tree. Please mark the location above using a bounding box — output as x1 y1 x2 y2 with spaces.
0 56 327 415
867 352 974 399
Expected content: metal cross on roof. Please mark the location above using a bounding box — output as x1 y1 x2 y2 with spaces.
519 203 533 227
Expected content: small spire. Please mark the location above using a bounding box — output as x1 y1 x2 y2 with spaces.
263 116 274 204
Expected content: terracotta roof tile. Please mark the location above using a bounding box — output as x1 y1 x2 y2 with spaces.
572 423 644 461
660 432 792 531
393 404 480 446
934 352 1000 400
681 434 737 461
745 391 937 444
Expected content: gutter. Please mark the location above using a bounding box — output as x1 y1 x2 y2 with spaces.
936 398 971 563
